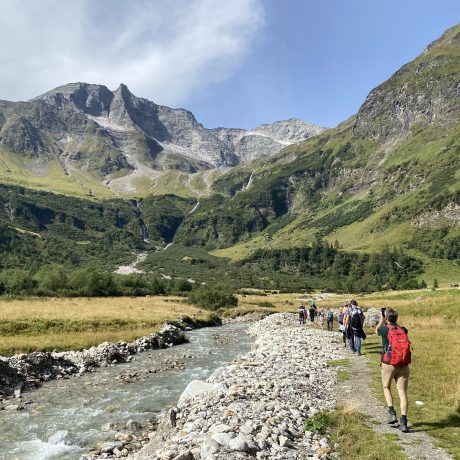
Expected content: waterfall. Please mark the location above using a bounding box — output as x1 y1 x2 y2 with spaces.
135 200 149 243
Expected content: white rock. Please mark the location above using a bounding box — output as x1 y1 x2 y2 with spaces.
229 433 249 452
209 423 232 434
211 432 236 447
178 381 224 408
200 437 220 459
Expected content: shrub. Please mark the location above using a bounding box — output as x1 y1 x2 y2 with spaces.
188 288 238 311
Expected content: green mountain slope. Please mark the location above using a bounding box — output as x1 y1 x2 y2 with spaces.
176 25 460 280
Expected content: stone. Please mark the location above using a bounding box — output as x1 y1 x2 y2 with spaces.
126 419 142 431
115 431 134 442
211 432 236 447
178 381 223 408
240 422 254 435
4 404 21 411
200 437 220 459
229 433 249 452
279 435 291 448
209 423 232 434
100 441 124 453
173 450 195 460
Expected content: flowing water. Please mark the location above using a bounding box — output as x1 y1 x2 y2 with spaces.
0 323 253 460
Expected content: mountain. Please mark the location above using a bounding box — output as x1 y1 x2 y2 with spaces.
0 83 324 197
0 24 459 290
172 24 460 283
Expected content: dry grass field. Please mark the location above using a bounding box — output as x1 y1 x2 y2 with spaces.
0 296 205 355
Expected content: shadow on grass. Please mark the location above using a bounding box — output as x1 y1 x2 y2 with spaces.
410 404 460 432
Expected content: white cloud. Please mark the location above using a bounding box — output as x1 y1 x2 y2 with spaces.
0 0 265 105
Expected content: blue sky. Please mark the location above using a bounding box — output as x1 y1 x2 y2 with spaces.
0 0 459 129
191 0 460 128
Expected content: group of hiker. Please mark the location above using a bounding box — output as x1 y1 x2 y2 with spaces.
297 302 334 330
298 299 411 433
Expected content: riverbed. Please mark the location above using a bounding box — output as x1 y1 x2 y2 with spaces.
0 323 253 460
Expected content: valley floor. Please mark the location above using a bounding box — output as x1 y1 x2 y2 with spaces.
0 288 458 458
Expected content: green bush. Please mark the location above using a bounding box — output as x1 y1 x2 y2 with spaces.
188 288 238 311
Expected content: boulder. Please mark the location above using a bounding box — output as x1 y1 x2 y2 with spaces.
177 381 224 408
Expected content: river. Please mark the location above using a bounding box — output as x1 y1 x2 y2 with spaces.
0 323 253 460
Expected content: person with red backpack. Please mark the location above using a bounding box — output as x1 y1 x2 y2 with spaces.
376 308 411 432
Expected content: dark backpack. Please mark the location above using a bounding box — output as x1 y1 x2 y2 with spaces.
351 312 361 329
382 325 411 367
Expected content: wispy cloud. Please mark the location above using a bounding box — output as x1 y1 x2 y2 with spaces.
0 0 265 105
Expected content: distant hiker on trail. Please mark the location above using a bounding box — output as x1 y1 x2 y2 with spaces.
327 308 334 331
344 300 365 354
319 308 325 328
298 303 306 324
338 306 347 347
308 302 317 323
376 308 411 433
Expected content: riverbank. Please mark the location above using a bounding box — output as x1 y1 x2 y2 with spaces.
88 313 342 460
0 315 222 402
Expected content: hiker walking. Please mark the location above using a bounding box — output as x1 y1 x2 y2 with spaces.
319 308 325 328
308 301 317 323
376 308 411 432
338 306 347 346
343 303 354 351
326 308 334 331
298 303 306 324
344 300 365 354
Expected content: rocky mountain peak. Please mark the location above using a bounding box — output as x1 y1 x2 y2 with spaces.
34 82 114 117
0 82 325 196
352 23 460 142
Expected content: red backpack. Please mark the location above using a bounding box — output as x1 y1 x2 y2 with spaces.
382 325 411 366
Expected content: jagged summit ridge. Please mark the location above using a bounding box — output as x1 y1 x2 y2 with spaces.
0 82 325 196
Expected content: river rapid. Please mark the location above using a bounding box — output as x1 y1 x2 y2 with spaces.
0 323 253 460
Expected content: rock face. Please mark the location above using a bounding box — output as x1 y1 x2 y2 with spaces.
0 83 325 195
212 119 325 164
121 313 342 460
352 24 460 142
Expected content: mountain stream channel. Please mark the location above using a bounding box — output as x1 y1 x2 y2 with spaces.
0 323 253 460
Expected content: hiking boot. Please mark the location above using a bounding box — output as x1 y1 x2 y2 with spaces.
388 409 397 424
399 417 409 432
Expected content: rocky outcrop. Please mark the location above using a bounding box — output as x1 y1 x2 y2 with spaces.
353 24 460 142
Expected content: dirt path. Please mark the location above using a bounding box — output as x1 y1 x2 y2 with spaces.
338 349 453 460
